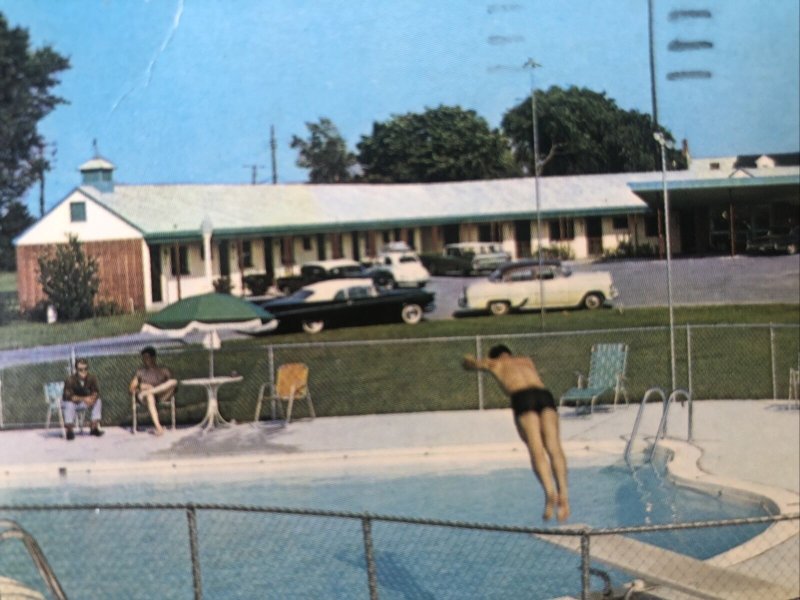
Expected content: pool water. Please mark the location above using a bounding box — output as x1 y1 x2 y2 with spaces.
0 459 770 599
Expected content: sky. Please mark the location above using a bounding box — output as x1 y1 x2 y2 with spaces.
2 0 798 217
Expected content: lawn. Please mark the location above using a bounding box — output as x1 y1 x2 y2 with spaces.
1 303 798 428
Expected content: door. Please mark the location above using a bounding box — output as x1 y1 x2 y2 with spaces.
585 217 603 256
148 244 162 303
514 220 532 258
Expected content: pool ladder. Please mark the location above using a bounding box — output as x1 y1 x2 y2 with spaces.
624 388 691 465
0 519 68 600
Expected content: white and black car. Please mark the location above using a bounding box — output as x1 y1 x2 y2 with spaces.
252 278 435 334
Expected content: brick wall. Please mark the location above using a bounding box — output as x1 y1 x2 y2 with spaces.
16 239 146 312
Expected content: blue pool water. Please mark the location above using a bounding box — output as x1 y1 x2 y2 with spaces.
0 459 770 599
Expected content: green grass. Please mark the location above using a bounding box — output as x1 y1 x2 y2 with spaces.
1 303 798 429
0 271 16 293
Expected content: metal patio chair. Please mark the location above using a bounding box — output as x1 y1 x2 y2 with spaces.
44 381 85 438
560 343 630 415
253 362 315 425
131 386 177 435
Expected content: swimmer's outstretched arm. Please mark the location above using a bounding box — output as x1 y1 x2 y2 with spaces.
462 354 491 371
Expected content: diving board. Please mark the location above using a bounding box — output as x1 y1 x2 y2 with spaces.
537 528 793 600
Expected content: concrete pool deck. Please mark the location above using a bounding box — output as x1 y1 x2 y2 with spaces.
0 399 798 598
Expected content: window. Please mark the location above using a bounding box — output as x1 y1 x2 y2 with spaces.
241 241 253 268
169 246 189 276
302 237 312 251
70 202 86 222
382 230 391 244
710 162 720 170
612 216 628 231
549 218 575 241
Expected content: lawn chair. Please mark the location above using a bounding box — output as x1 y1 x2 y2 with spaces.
253 362 315 425
560 343 630 415
131 387 177 435
44 381 86 438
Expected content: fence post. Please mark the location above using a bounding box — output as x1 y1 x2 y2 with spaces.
268 345 276 420
361 515 379 600
186 505 203 600
686 325 693 442
476 336 484 410
769 323 777 400
580 529 590 600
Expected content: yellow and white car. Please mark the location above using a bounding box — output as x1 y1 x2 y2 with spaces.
458 259 618 315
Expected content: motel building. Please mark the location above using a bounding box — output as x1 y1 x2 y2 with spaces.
14 154 799 313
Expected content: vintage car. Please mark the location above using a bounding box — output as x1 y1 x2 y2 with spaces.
253 278 435 333
421 242 511 276
745 226 799 255
368 246 430 288
458 259 618 315
275 259 372 294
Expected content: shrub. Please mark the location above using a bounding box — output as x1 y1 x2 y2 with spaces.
94 299 123 317
243 274 271 296
603 241 657 259
36 235 100 321
213 276 232 294
533 244 575 260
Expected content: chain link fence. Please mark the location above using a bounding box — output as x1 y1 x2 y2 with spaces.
1 324 798 429
0 504 797 599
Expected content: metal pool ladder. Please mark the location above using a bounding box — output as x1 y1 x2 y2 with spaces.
0 519 68 600
624 388 691 465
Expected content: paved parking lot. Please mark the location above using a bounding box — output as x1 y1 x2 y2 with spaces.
427 254 800 319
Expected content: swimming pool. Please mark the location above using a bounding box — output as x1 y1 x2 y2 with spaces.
0 458 770 599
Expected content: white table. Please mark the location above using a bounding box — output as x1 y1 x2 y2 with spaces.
181 375 243 432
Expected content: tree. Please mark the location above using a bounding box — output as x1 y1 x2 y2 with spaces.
290 117 356 183
501 86 686 176
0 14 69 210
0 200 33 270
37 235 100 321
356 105 520 183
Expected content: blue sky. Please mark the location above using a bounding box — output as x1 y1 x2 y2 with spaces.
2 0 798 216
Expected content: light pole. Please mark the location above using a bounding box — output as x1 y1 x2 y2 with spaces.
524 58 545 331
654 132 677 390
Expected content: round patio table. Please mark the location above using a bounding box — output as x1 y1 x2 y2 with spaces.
181 375 243 432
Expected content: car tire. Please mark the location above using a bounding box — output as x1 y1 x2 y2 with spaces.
583 293 604 310
488 301 510 316
401 303 423 325
301 320 325 334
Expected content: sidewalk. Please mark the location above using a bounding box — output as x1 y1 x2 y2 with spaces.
1 400 798 498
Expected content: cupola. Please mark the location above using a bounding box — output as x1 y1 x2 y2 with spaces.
79 150 115 193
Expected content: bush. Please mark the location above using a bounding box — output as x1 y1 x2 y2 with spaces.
94 299 123 317
243 274 271 296
603 241 657 259
213 276 233 294
36 236 100 321
533 244 575 260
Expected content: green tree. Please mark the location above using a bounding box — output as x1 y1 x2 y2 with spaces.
37 235 100 321
356 105 520 183
0 200 34 270
0 14 69 211
290 117 356 183
501 86 686 176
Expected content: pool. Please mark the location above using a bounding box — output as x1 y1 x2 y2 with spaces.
0 457 770 599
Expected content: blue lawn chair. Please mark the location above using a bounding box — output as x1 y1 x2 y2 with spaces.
560 343 630 415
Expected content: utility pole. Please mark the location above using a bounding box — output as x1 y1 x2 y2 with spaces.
242 164 266 185
270 125 278 184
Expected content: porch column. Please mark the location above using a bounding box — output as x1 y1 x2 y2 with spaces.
201 216 214 287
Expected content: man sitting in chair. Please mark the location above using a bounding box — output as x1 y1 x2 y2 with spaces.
63 358 104 440
129 346 177 436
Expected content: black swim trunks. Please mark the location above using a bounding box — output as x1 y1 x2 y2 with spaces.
510 388 557 417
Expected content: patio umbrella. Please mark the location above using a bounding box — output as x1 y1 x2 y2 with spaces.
141 293 276 376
